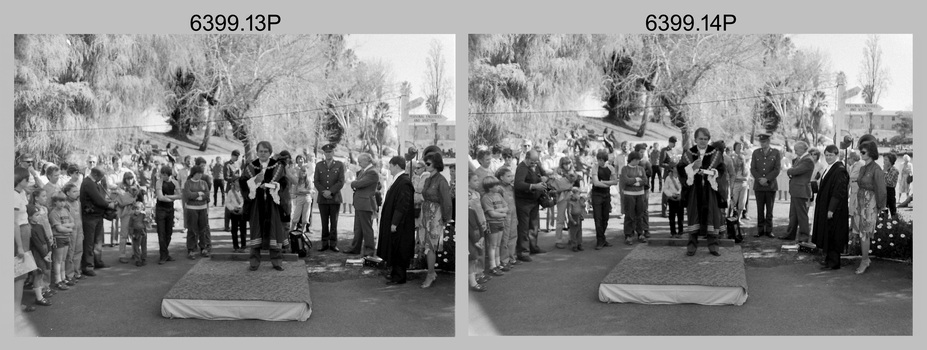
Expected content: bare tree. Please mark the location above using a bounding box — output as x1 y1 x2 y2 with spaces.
423 39 452 115
858 34 891 134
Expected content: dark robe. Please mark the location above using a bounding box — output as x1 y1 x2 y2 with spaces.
677 144 726 235
240 158 288 250
376 173 415 265
811 161 850 258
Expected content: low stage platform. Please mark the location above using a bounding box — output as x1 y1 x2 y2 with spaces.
161 253 312 321
598 240 748 306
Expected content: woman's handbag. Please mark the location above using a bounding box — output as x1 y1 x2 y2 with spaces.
14 251 38 279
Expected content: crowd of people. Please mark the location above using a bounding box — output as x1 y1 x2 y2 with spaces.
14 140 457 314
467 128 913 292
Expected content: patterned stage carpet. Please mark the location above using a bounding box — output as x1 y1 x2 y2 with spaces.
601 245 747 290
163 259 312 306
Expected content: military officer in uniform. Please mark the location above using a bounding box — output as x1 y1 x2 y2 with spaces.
750 133 781 237
314 143 345 252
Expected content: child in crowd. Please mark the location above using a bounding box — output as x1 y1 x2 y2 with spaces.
62 183 83 280
566 187 587 251
225 180 247 253
495 166 518 269
183 165 210 259
27 189 54 306
663 166 684 238
481 176 508 277
468 171 488 292
620 151 649 245
48 192 75 291
128 201 151 266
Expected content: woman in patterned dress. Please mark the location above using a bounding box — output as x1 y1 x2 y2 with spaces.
853 141 887 275
419 152 452 288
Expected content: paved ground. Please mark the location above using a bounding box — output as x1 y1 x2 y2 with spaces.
469 192 913 335
16 204 454 337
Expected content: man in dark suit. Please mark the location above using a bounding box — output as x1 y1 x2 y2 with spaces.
314 143 344 252
345 153 380 256
811 145 849 270
783 141 814 242
80 167 116 276
375 157 415 284
514 150 547 262
750 133 781 237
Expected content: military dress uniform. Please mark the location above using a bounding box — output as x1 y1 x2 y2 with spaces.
750 134 781 237
313 144 345 251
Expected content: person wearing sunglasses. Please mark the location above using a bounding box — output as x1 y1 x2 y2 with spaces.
852 141 887 275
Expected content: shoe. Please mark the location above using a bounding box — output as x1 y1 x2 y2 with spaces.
555 243 566 249
477 275 492 284
95 263 108 269
330 246 341 253
709 250 721 256
158 259 166 265
421 273 436 289
166 256 176 261
200 250 210 258
318 246 329 252
44 289 57 297
22 304 37 312
855 259 871 275
572 247 579 252
603 241 613 247
754 232 764 238
119 258 130 264
188 253 197 260
625 238 634 245
35 298 52 306
343 249 360 255
65 279 77 286
638 236 648 243
686 251 696 256
820 265 840 271
249 266 259 271
500 265 512 272
470 284 487 292
74 274 83 280
223 227 231 232
386 280 406 285
517 255 532 262
742 215 750 220
273 265 285 271
82 270 96 277
595 244 603 250
577 245 584 251
778 235 796 241
489 268 505 276
135 261 143 267
55 283 70 291
530 249 547 255
511 259 523 266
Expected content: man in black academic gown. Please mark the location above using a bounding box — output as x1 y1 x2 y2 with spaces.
376 156 416 284
811 145 850 270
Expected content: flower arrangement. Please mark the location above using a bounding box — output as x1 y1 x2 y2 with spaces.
847 213 913 261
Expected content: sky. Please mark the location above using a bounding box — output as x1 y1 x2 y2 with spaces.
788 34 913 111
346 34 456 120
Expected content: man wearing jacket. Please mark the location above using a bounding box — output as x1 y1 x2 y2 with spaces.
750 133 781 238
80 167 116 276
783 141 814 242
514 150 547 262
314 143 345 252
345 153 380 256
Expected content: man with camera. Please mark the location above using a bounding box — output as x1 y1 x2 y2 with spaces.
514 150 548 262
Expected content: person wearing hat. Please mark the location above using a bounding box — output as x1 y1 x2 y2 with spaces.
750 132 781 238
223 150 243 231
314 143 345 252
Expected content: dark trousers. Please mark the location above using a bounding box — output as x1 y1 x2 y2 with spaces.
590 192 611 246
130 229 147 262
230 213 247 250
212 179 226 205
185 209 210 252
350 210 375 254
651 165 663 191
515 199 540 256
622 194 647 238
661 193 668 215
318 203 340 247
824 244 842 269
755 191 775 234
250 247 282 268
887 187 897 216
155 206 174 261
224 208 231 230
786 197 810 240
667 199 684 236
81 215 105 270
390 258 409 283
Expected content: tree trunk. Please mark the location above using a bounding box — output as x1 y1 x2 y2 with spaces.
198 105 212 152
635 92 652 137
602 93 628 127
226 110 253 161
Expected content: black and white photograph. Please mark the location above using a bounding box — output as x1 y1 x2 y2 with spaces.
13 33 456 336
467 34 912 335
